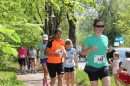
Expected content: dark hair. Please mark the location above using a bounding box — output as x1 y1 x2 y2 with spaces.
125 50 130 58
54 28 62 34
93 19 103 27
30 46 34 49
49 35 55 40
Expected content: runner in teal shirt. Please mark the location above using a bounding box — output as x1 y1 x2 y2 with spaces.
82 19 110 86
84 34 108 68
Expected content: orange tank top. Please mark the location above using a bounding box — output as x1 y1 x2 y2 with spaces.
47 39 65 63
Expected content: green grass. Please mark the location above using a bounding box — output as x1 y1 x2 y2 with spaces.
0 63 24 86
76 68 124 86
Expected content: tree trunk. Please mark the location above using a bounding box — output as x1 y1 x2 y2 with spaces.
67 13 76 48
44 2 49 35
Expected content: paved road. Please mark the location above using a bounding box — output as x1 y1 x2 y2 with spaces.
17 59 86 86
78 58 86 70
17 70 67 86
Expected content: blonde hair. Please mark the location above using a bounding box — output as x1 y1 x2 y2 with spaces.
113 52 120 60
65 39 73 48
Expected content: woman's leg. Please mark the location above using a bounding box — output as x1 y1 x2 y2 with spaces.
47 63 56 86
42 63 48 82
34 58 37 72
100 67 110 86
65 72 70 86
30 59 33 72
58 74 64 86
101 76 110 86
87 71 99 86
19 59 23 73
90 81 99 86
70 71 76 86
23 58 27 72
27 58 31 70
50 77 56 86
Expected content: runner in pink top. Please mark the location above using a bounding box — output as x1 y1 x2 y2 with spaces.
17 44 27 74
18 48 26 58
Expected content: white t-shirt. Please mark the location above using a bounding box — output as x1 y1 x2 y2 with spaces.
29 49 37 58
121 58 130 76
113 60 120 74
63 48 76 68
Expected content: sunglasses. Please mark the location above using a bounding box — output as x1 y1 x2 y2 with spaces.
95 25 104 28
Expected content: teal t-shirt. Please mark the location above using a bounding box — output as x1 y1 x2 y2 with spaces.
84 34 108 68
38 43 47 59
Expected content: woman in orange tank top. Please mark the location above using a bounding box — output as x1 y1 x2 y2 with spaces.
44 28 67 86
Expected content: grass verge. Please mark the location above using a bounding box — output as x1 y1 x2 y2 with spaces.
76 68 124 86
0 63 24 86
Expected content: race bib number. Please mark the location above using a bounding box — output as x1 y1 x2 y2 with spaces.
20 55 25 58
94 55 105 64
66 59 72 65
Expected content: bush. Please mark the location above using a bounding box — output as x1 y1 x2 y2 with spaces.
0 52 16 66
0 63 23 86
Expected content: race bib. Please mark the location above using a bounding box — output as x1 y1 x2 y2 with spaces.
94 55 105 64
66 59 73 65
31 56 36 58
55 49 62 54
20 55 25 58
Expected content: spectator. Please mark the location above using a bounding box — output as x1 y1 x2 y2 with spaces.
109 52 120 86
116 50 130 86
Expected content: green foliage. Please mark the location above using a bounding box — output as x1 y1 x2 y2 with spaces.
0 25 20 57
114 0 130 47
0 63 23 86
0 0 43 65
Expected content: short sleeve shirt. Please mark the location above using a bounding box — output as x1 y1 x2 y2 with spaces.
83 34 108 68
18 48 27 58
38 43 47 59
121 58 130 76
29 49 37 58
63 48 76 68
113 60 120 74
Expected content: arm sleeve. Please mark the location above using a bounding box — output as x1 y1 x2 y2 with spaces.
83 37 89 47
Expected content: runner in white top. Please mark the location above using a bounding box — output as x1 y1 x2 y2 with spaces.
109 52 120 86
29 46 37 73
63 39 78 86
116 50 130 86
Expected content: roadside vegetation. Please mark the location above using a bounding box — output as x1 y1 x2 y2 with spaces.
1 0 130 86
76 68 124 86
0 63 23 86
